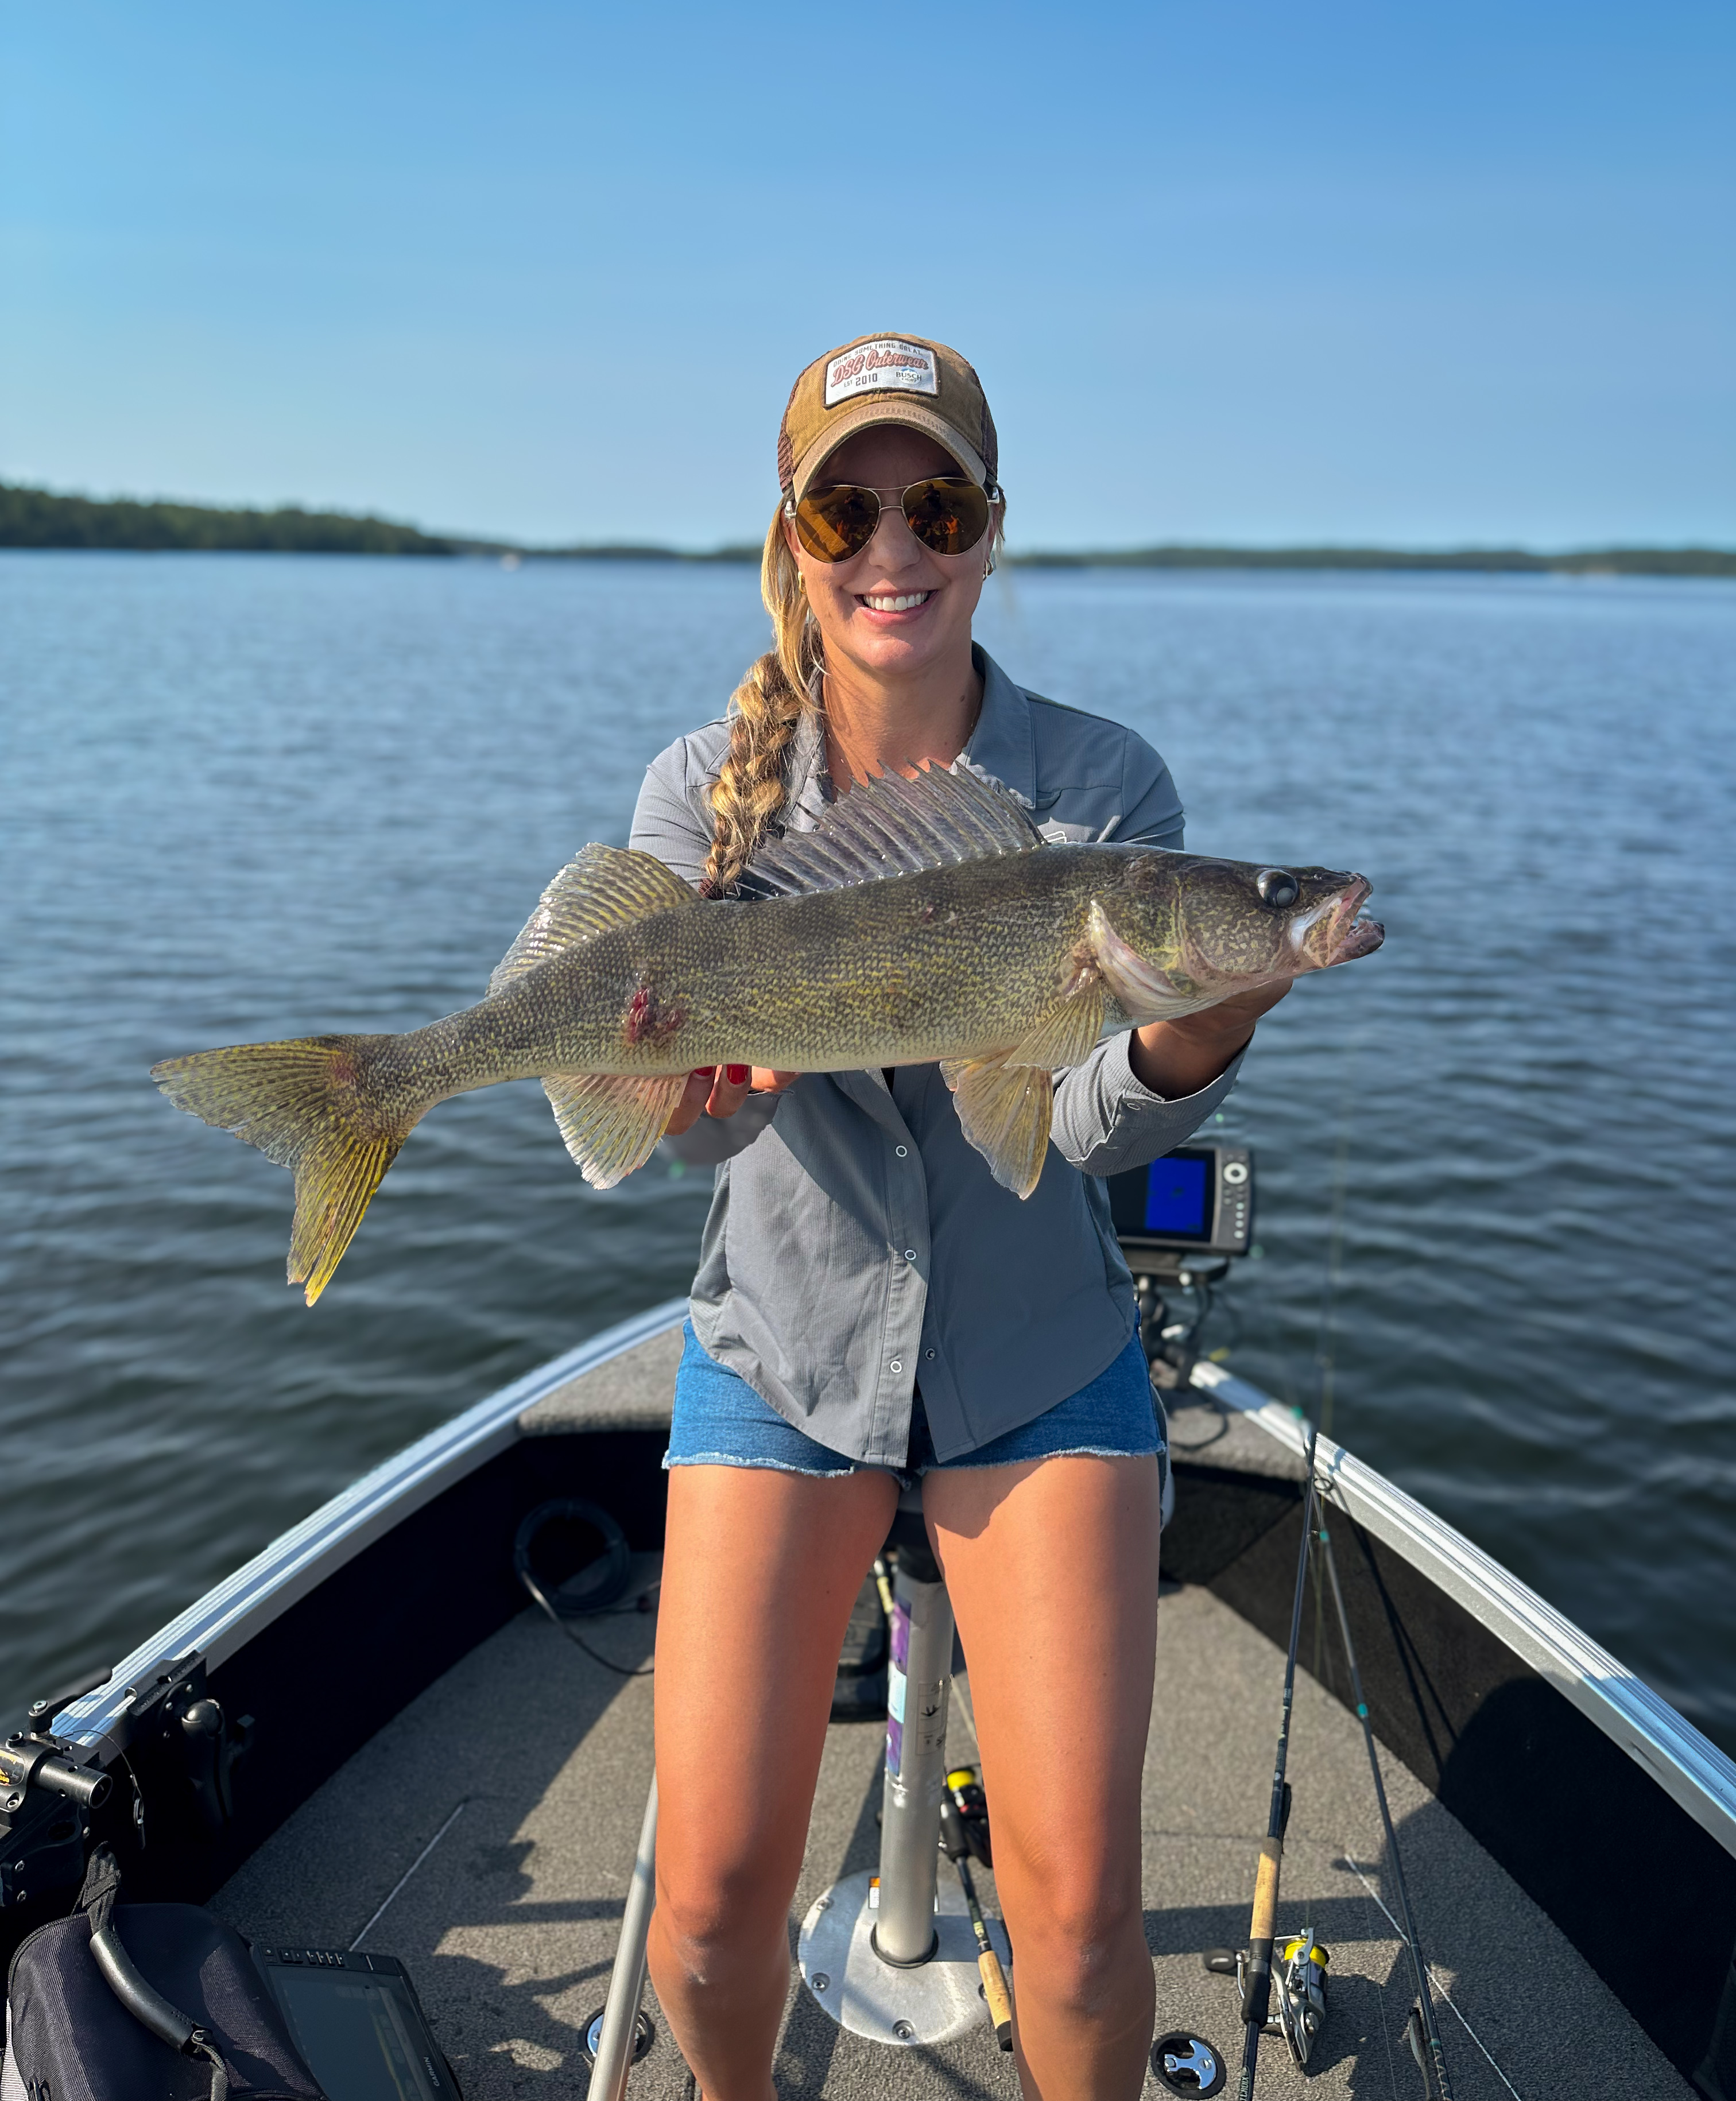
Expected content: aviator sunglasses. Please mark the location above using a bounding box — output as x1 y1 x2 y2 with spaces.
786 477 998 564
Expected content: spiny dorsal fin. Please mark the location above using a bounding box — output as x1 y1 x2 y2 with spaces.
543 1071 688 1188
746 762 1043 897
490 844 696 995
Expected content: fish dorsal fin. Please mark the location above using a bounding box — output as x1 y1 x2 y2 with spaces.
490 844 696 995
746 762 1043 897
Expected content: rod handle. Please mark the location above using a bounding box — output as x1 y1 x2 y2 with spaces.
1249 1836 1282 1943
978 1948 1014 2050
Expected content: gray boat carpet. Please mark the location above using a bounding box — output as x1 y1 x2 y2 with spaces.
212 1546 1688 2100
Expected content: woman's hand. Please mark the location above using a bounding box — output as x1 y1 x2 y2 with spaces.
665 1066 801 1137
1129 980 1291 1099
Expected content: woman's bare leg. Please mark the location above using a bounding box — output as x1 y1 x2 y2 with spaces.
647 1463 898 2101
923 1454 1162 2101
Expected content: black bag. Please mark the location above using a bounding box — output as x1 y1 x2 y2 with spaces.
2 1848 321 2101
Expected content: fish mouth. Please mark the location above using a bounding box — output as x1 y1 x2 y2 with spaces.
1323 875 1384 965
1290 874 1382 968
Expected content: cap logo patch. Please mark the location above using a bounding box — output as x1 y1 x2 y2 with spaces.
824 339 937 408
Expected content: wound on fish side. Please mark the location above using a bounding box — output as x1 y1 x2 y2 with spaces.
622 978 687 1049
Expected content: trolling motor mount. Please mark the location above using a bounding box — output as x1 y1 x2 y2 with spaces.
0 1734 113 1916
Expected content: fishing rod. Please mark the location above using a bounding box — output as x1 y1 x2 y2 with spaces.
1297 1043 1451 2091
1314 1498 1455 2099
939 1771 1014 2051
1234 1415 1322 2101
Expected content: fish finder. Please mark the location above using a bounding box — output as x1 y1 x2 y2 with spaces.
254 1946 460 2099
1108 1143 1253 1259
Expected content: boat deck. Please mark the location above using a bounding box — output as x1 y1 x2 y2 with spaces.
210 1382 1691 2100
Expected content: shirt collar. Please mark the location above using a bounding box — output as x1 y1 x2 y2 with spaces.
781 645 1034 834
962 645 1036 807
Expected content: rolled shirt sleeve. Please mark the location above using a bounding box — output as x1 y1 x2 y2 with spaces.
1052 1033 1246 1177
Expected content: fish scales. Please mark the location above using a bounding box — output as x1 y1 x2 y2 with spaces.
402 847 1127 1096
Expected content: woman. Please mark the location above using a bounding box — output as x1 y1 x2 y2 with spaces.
630 335 1288 2101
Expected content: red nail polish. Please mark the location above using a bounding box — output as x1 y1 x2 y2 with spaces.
691 1067 715 1078
726 1065 750 1085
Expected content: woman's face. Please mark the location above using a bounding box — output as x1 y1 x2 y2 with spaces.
785 425 999 688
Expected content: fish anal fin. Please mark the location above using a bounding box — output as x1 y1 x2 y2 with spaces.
490 845 696 995
942 1055 1054 1200
544 1071 687 1188
1007 972 1109 1071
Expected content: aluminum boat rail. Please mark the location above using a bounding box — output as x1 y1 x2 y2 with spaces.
51 1302 1735 1877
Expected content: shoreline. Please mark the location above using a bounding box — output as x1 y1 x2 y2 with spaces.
2 483 1731 577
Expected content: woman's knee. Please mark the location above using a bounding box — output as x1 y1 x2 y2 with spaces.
1001 1866 1149 2014
655 1848 795 1973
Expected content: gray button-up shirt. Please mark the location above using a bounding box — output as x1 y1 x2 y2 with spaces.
629 647 1244 1465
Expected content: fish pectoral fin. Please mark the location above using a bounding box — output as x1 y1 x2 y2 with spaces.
1006 976 1110 1071
544 1071 688 1189
490 844 698 995
942 1055 1055 1201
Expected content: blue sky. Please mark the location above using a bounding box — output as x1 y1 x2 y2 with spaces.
2 2 1731 548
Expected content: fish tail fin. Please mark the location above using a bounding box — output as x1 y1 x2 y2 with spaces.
151 1034 421 1304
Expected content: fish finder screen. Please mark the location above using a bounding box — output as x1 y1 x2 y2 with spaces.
1142 1154 1211 1239
267 1966 445 2100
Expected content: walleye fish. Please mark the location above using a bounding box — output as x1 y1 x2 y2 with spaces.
152 765 1382 1304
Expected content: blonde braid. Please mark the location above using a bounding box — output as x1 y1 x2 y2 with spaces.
700 504 824 897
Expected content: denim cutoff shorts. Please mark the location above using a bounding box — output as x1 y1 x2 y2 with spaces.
665 1320 1162 1487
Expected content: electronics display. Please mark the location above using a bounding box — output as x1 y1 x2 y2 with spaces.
1107 1144 1253 1258
255 1947 459 2101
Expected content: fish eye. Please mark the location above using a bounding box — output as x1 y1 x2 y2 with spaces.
1256 869 1300 909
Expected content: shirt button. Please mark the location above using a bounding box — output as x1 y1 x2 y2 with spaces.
890 1360 903 1374
925 1348 936 1360
904 1249 917 1261
896 1145 909 1157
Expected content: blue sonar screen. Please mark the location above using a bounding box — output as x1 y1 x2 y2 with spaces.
1144 1156 1211 1236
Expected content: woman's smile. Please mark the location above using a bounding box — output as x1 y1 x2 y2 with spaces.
858 588 934 615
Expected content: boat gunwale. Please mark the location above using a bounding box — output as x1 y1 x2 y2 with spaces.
49 1303 1736 1873
1192 1359 1736 1861
51 1297 689 1747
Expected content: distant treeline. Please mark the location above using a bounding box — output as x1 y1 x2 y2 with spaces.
3 481 1730 576
0 482 455 555
1009 544 1736 578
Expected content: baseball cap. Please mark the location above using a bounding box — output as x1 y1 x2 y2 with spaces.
778 334 999 499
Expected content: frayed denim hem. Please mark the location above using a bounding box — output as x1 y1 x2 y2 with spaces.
662 1448 864 1480
662 1442 1162 1482
930 1441 1163 1472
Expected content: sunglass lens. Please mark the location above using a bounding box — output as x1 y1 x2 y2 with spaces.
793 486 881 562
902 479 990 556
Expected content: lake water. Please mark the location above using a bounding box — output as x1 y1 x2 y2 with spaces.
3 553 1733 1750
